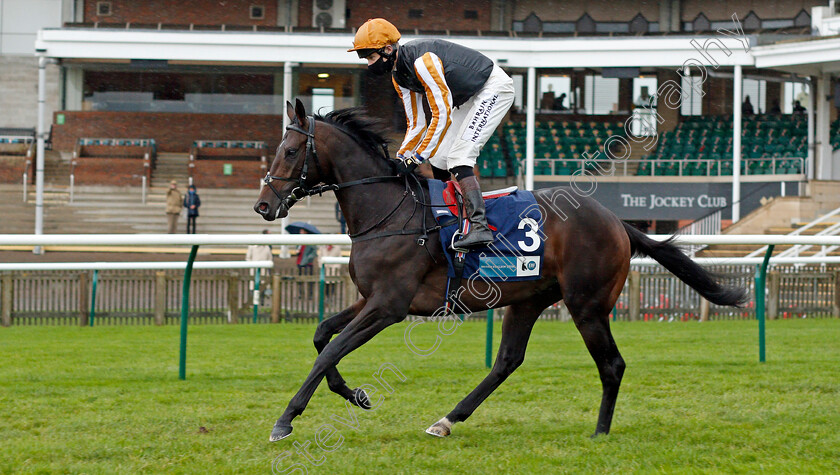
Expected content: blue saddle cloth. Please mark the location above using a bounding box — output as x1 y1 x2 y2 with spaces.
428 179 544 282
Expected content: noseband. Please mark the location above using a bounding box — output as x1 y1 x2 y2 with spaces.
263 116 336 209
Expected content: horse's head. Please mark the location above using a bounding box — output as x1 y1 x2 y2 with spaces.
255 99 331 221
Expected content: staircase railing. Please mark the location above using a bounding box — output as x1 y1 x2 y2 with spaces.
676 209 722 256
744 204 840 258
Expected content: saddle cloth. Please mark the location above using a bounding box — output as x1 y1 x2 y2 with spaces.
428 179 544 282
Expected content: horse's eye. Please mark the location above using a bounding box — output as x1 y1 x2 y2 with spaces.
286 148 298 158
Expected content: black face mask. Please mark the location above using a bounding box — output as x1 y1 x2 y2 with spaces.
367 56 393 76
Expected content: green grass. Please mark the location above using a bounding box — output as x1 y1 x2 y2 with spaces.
1 319 839 474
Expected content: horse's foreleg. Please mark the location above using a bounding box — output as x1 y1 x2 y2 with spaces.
426 300 543 437
270 298 407 442
572 311 625 437
313 298 371 407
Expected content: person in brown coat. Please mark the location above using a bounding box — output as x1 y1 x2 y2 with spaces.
165 180 182 234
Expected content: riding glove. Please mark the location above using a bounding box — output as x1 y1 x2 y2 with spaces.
395 152 423 175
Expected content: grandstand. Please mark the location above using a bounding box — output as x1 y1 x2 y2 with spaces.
0 1 839 240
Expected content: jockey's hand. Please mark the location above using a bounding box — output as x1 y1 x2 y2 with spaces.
395 152 423 175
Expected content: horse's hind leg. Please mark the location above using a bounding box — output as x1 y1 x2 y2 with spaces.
313 298 371 408
565 296 626 437
426 295 552 437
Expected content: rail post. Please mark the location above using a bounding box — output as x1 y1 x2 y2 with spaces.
754 244 774 363
1 273 12 327
179 245 199 380
78 271 89 326
628 270 641 321
699 298 710 322
89 269 99 327
253 269 260 324
227 273 239 324
318 263 325 323
485 308 494 368
768 271 781 320
834 270 840 318
154 271 166 325
271 274 281 323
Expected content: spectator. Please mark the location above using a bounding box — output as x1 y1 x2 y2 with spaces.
183 184 201 234
295 229 318 275
246 229 274 305
335 201 346 234
635 86 654 108
554 93 568 111
165 180 182 234
768 99 781 115
793 100 806 114
742 95 754 115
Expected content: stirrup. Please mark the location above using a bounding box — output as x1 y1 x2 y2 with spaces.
450 230 469 253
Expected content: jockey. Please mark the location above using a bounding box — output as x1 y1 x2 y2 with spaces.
349 18 515 249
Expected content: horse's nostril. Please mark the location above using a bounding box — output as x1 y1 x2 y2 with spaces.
257 202 268 212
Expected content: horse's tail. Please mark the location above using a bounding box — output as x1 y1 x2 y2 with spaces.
622 221 748 307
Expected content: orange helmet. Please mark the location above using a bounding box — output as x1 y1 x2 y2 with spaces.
348 18 401 57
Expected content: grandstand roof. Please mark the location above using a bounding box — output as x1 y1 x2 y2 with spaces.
35 27 755 68
752 35 840 75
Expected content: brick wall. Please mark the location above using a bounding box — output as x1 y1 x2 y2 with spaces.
339 0 492 31
85 0 278 26
512 0 660 23
681 0 822 22
0 156 30 184
192 159 265 189
71 157 146 186
51 111 285 153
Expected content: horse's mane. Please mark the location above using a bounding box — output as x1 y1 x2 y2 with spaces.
313 107 428 186
314 107 391 161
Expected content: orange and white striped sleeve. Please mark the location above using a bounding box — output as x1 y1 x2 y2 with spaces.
412 52 452 160
392 77 427 157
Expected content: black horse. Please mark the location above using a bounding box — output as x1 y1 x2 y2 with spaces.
254 100 745 442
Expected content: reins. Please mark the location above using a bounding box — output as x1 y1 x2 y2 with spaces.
262 115 448 244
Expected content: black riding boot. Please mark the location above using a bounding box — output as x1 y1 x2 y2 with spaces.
456 176 494 248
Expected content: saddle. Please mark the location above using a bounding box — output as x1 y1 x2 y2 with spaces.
428 179 544 314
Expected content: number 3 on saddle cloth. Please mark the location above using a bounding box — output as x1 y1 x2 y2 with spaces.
428 179 545 313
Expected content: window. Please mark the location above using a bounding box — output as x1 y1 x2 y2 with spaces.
742 78 766 114
408 9 423 19
312 88 335 114
538 75 571 111
250 5 265 20
632 77 658 136
464 10 478 20
783 82 809 114
584 75 619 115
680 75 703 116
96 2 112 16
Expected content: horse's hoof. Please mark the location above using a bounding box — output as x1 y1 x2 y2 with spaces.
351 387 372 410
425 417 452 438
269 423 293 442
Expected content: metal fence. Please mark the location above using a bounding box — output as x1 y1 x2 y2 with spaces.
2 263 838 326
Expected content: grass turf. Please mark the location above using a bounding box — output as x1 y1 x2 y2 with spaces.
1 319 838 474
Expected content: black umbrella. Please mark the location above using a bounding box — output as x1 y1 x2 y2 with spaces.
285 221 321 234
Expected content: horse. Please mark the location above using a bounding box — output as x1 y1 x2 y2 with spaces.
254 99 746 442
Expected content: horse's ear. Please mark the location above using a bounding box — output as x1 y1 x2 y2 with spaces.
294 98 308 127
286 101 295 123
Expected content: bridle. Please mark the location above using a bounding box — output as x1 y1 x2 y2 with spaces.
263 116 335 210
261 114 453 245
